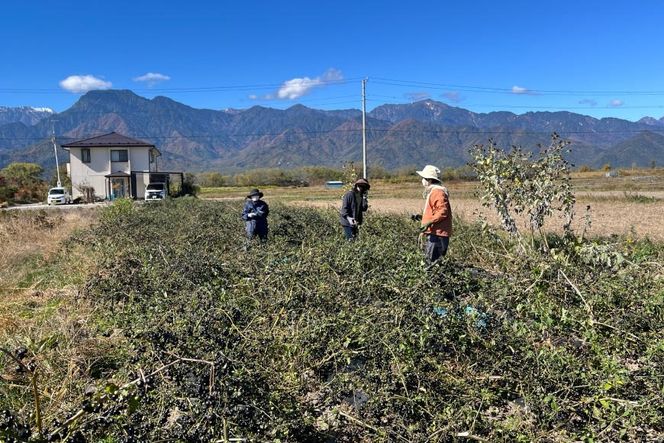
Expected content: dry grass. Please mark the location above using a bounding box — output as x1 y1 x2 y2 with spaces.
291 191 664 241
0 209 96 287
0 208 117 424
201 176 664 240
245 172 664 240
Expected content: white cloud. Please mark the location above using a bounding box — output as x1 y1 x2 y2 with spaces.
578 99 598 106
278 77 321 99
248 94 258 100
512 85 530 95
441 91 463 103
405 91 430 102
59 75 112 93
609 99 624 107
320 68 343 82
273 68 344 100
133 72 171 86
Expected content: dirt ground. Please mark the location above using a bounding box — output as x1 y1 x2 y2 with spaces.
201 175 664 241
292 196 664 241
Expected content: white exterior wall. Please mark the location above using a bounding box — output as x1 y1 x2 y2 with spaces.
68 146 154 199
129 147 152 199
69 148 110 199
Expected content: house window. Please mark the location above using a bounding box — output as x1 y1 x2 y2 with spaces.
81 148 91 163
111 150 128 162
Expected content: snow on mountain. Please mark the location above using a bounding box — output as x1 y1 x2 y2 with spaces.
0 106 55 126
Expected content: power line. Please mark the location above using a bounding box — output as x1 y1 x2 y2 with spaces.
371 77 664 96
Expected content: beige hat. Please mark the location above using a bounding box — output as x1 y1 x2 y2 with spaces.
416 165 441 181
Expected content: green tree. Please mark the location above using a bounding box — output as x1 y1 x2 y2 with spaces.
1 162 44 188
49 164 72 191
180 173 200 196
0 162 46 203
0 175 16 203
198 171 225 187
469 134 576 248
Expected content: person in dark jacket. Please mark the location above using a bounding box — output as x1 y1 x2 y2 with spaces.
339 178 370 240
242 188 269 242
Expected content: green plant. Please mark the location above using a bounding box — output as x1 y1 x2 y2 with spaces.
1 200 662 442
469 134 576 247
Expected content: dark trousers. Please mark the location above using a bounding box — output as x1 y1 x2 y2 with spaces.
343 225 359 240
425 235 449 263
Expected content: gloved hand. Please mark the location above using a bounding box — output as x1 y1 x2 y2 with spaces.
247 213 256 218
419 221 433 232
410 213 422 221
346 216 357 226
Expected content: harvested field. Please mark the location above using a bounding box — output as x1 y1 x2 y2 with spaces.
294 195 664 241
202 170 664 241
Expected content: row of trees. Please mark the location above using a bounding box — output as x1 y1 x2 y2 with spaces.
195 164 478 188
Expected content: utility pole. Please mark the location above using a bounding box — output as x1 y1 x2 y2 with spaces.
361 78 368 179
51 120 61 187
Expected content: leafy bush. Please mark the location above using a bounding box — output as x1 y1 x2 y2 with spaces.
470 134 576 245
0 162 47 204
1 200 662 442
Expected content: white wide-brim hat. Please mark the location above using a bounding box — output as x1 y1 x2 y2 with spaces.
416 165 441 181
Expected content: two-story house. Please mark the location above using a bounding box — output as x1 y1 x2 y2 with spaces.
62 132 164 200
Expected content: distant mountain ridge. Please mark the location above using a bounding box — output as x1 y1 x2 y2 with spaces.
0 106 54 126
0 90 663 171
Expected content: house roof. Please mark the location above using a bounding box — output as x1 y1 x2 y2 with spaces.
62 132 156 149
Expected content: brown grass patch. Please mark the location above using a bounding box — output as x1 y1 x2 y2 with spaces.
0 208 115 423
0 208 96 287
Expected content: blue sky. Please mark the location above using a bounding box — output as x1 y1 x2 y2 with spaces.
2 0 664 121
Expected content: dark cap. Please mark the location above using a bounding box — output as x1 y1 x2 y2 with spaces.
354 178 371 190
247 188 264 198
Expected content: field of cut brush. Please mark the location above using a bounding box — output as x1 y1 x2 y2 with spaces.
1 198 663 442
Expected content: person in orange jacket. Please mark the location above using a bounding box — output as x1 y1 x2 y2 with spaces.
415 165 452 263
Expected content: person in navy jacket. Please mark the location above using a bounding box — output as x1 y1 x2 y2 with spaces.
242 188 269 242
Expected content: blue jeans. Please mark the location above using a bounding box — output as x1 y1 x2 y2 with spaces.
425 235 449 263
343 225 358 240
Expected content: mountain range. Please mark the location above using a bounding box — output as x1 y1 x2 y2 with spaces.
1 90 663 172
0 106 54 126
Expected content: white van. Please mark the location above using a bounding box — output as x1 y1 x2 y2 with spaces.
145 183 167 201
47 187 72 205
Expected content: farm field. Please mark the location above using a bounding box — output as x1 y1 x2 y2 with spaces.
1 196 662 442
201 169 664 241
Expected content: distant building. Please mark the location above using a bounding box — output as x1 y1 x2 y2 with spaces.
62 132 163 200
325 180 344 189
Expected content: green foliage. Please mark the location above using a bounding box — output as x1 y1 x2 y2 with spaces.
229 168 312 187
0 162 47 203
180 172 199 196
48 164 72 191
623 192 660 204
1 162 44 187
342 161 359 189
100 198 134 223
470 134 576 242
2 199 661 442
197 171 225 187
0 175 16 203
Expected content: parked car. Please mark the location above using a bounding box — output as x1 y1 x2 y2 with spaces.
145 182 167 201
47 187 72 205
